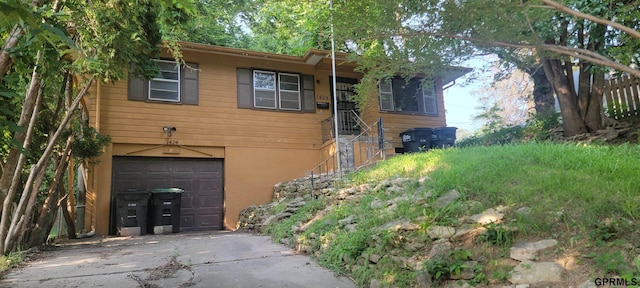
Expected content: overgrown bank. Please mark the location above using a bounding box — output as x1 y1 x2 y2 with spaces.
239 142 640 287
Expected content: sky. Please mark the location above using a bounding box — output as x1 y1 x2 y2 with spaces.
442 57 493 133
443 78 482 132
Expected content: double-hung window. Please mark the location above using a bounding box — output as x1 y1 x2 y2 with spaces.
378 77 438 115
253 71 277 108
128 59 199 105
149 60 180 102
237 68 314 112
253 70 301 111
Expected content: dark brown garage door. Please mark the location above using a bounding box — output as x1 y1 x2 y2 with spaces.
110 157 224 234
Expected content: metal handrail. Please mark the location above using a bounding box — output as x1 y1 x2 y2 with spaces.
308 117 386 189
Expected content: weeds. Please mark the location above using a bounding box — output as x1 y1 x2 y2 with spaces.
262 142 640 287
0 250 23 273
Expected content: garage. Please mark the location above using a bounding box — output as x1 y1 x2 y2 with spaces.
110 157 224 234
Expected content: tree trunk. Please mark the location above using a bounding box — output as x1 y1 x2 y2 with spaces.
584 72 605 131
0 0 51 81
0 55 45 254
527 65 556 116
26 136 72 247
542 58 587 136
27 182 60 247
0 76 93 254
59 191 76 240
0 53 44 204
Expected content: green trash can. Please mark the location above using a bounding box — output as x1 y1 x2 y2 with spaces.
115 191 150 236
149 188 184 234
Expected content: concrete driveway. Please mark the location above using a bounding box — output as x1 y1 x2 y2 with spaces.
0 231 356 288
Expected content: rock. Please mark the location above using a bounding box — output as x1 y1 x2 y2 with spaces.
369 279 381 288
391 256 410 268
369 254 381 264
516 207 532 215
338 215 356 226
600 126 620 141
442 281 474 288
286 199 306 207
379 219 420 232
275 212 293 220
577 279 598 288
370 198 385 209
261 215 277 227
432 189 461 209
452 224 487 241
428 239 453 259
390 177 411 186
469 208 504 224
344 224 358 232
449 261 478 280
418 176 431 184
510 239 558 261
426 226 456 240
386 186 404 194
404 241 425 252
509 261 564 284
415 271 432 288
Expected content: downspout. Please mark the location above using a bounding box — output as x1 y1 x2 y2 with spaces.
330 0 341 175
443 80 456 91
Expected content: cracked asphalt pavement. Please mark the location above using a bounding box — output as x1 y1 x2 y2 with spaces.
0 231 355 288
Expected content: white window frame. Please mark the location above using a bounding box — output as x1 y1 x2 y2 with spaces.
379 77 438 115
379 79 394 111
149 59 180 102
253 70 277 109
252 70 302 111
422 82 437 115
278 73 301 111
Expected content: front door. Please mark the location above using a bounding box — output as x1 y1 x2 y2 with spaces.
331 77 360 135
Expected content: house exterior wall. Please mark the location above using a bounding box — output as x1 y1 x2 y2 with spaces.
84 43 452 235
361 76 448 150
86 48 341 234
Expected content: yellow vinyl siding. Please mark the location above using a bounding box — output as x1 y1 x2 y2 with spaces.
92 51 331 150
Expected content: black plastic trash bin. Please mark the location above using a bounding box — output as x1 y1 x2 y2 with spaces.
431 127 458 148
149 188 184 234
399 128 433 153
115 191 150 236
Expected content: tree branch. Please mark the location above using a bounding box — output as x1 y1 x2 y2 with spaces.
358 31 640 78
536 0 640 40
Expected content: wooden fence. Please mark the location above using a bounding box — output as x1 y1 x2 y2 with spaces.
603 76 640 119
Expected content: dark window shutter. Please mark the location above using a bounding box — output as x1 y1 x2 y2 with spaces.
301 75 316 113
181 62 198 105
128 65 148 101
237 68 253 108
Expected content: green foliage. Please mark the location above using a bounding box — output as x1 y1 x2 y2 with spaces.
490 264 513 282
592 251 630 275
422 249 473 284
0 250 23 273
523 112 561 139
477 223 515 247
261 142 640 286
70 125 111 160
457 125 525 147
